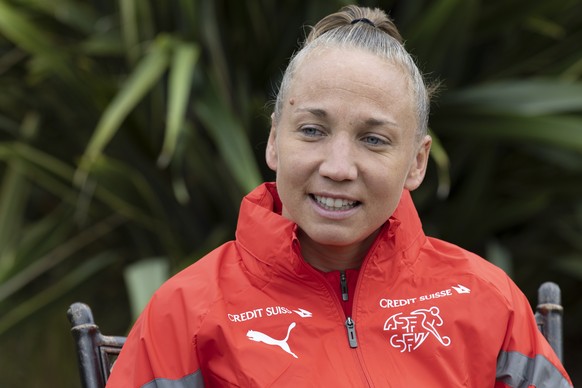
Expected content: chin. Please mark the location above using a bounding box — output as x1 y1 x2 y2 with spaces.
307 231 363 247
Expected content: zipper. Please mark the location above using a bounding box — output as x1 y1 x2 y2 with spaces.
339 270 368 385
342 269 372 386
295 255 372 385
340 270 358 348
345 316 358 348
340 270 349 301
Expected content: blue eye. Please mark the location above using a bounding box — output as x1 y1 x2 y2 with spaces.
362 135 386 146
302 127 322 136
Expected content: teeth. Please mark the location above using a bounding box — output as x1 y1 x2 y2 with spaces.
314 195 357 210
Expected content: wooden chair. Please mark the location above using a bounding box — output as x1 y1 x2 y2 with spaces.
67 302 126 388
67 282 564 387
534 281 564 362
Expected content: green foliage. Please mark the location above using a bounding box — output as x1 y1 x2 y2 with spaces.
124 257 169 321
0 0 580 385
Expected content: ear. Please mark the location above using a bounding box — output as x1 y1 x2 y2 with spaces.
265 114 278 172
404 135 432 191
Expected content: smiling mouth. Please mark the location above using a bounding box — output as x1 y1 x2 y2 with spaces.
311 194 360 211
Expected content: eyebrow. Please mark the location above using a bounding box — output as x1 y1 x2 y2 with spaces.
295 107 398 127
296 107 327 118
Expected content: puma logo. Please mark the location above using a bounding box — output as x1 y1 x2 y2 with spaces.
247 322 298 358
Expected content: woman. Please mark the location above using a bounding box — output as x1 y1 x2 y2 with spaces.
107 5 572 387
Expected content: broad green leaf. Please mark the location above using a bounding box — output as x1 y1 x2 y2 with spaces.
180 123 246 208
0 251 117 336
76 35 172 184
4 142 75 182
435 114 582 152
79 157 163 228
0 1 53 54
440 80 582 115
0 113 39 274
525 16 566 40
169 122 195 204
2 142 178 256
124 257 169 321
199 1 231 101
194 89 262 193
563 56 582 80
406 0 463 42
0 143 84 219
477 0 568 39
178 0 198 39
0 214 124 301
4 206 74 274
158 42 200 168
120 0 140 64
78 156 183 258
428 129 450 199
403 0 478 78
0 159 28 274
0 0 72 79
15 0 98 34
79 32 126 56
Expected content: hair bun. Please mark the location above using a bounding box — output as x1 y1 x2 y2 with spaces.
350 18 376 27
306 5 402 44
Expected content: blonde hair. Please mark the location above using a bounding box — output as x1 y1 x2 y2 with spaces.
274 5 431 139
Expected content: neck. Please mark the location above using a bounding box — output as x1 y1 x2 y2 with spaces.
298 229 379 272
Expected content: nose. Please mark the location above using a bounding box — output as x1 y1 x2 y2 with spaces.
318 135 358 181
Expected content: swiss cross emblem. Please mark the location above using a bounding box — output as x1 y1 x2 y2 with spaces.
383 306 451 352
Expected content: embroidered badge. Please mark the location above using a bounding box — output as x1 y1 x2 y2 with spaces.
383 306 451 352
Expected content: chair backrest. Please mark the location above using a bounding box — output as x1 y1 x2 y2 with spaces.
534 281 564 362
67 302 127 388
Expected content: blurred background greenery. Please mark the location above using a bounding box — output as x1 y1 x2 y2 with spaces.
0 0 580 386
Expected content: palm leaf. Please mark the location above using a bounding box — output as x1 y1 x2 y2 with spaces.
194 84 263 193
435 114 582 152
0 251 117 336
0 0 73 80
439 79 582 115
158 42 200 168
75 35 172 185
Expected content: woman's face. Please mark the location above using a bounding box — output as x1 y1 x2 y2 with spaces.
266 46 431 266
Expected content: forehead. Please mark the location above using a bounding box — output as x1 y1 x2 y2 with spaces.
285 46 415 123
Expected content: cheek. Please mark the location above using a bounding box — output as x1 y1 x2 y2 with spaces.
276 158 306 195
276 144 312 177
365 160 410 207
274 149 300 185
370 182 401 213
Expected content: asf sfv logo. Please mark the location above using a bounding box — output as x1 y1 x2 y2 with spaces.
383 306 451 352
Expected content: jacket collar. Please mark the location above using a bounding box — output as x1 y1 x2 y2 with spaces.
235 183 426 279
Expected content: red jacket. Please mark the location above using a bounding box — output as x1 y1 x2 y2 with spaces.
107 183 572 387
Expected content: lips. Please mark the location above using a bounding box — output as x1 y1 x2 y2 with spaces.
312 194 359 211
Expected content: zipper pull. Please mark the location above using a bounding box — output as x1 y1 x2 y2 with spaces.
340 270 349 301
345 316 358 348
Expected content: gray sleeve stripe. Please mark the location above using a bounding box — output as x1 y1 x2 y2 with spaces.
496 351 572 388
141 370 205 388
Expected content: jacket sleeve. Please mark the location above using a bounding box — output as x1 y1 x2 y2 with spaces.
494 280 572 388
106 286 207 388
